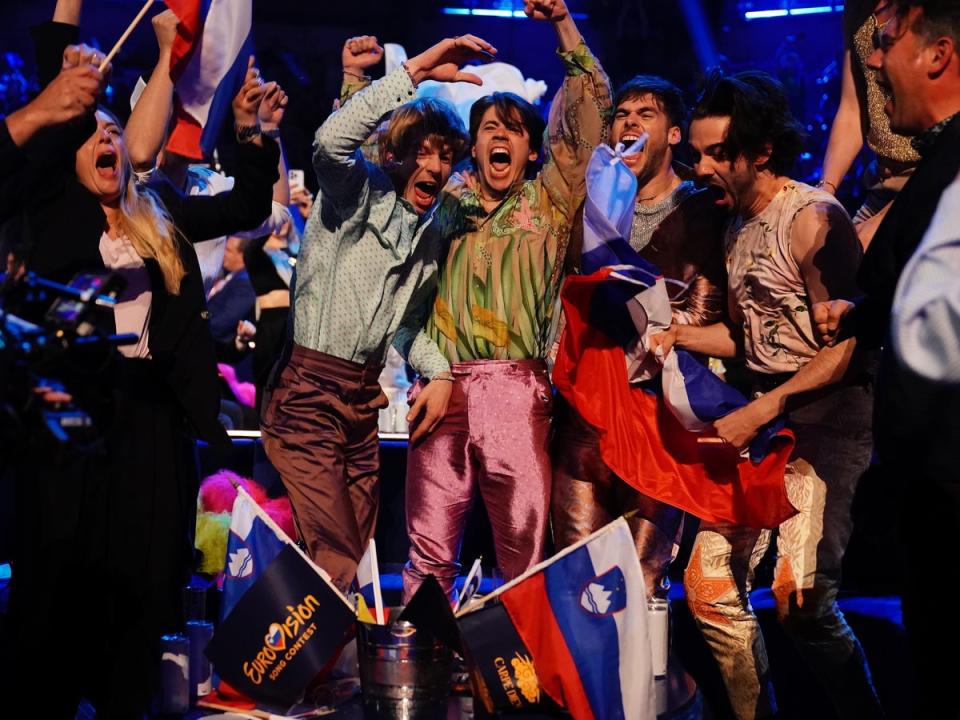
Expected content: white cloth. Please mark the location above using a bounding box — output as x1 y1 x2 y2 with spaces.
891 172 960 382
98 232 152 359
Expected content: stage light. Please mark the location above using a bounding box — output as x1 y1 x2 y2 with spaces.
441 7 588 20
743 4 844 21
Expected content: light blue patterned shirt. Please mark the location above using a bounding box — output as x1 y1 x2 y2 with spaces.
291 67 451 379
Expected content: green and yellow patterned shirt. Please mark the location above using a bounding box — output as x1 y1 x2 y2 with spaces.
407 42 612 370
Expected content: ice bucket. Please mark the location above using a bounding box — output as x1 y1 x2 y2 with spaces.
357 612 453 719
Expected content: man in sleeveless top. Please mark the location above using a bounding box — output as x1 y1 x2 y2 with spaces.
652 71 883 719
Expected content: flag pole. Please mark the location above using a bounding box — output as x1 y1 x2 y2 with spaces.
99 0 155 72
456 516 630 617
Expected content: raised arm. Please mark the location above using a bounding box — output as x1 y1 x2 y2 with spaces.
52 0 82 26
259 81 291 208
339 35 380 106
162 69 280 242
529 0 612 216
820 49 865 195
314 33 495 207
125 9 179 171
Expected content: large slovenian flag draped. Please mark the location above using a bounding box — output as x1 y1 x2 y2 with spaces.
552 140 797 529
164 0 253 159
458 518 655 720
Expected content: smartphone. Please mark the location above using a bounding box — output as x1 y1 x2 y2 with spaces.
288 169 305 193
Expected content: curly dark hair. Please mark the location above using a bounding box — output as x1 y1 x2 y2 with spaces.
614 75 687 134
691 69 805 176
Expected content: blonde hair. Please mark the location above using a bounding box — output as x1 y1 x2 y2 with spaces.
114 173 185 294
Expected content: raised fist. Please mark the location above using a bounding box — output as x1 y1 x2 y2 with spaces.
342 35 384 75
523 0 569 22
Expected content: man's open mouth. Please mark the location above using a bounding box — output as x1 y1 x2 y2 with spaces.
489 146 512 174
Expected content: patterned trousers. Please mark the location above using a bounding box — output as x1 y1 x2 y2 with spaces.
684 381 884 720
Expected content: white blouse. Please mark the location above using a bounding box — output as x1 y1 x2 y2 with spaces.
99 231 152 359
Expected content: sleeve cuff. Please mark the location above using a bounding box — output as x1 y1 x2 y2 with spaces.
557 40 596 77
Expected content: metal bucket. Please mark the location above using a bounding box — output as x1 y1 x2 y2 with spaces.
357 611 453 720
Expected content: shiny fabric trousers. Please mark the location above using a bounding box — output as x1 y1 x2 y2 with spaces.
402 359 553 602
262 344 386 593
551 397 685 600
684 381 883 720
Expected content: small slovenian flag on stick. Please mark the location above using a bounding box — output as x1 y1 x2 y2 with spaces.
164 0 253 159
355 538 385 625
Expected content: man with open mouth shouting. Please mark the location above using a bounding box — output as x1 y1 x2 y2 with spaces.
550 75 728 716
400 0 612 603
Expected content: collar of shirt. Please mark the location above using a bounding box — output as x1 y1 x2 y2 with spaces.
911 111 960 156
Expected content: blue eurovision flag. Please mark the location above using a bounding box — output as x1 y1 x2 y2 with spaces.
206 544 356 706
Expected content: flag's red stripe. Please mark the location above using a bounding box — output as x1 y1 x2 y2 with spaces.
165 0 204 80
501 574 595 720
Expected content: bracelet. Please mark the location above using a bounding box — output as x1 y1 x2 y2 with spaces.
817 179 838 193
342 69 371 81
261 127 281 140
432 373 454 382
235 123 261 143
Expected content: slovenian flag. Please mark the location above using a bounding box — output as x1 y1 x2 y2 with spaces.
458 518 655 720
221 485 287 619
164 0 253 159
552 141 797 529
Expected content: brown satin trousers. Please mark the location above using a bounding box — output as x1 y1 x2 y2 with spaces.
261 344 387 593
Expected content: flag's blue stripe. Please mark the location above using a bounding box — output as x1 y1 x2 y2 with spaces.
544 546 625 720
676 350 747 421
359 584 377 610
582 237 638 275
675 350 784 462
589 279 641 348
200 32 255 157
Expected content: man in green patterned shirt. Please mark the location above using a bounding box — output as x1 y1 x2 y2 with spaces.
401 0 612 602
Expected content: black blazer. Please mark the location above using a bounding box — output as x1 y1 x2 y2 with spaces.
6 22 280 445
856 113 960 349
857 113 960 467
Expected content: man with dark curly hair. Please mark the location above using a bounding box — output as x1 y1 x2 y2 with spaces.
651 71 883 719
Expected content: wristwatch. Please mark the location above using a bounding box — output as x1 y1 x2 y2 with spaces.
235 123 261 143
